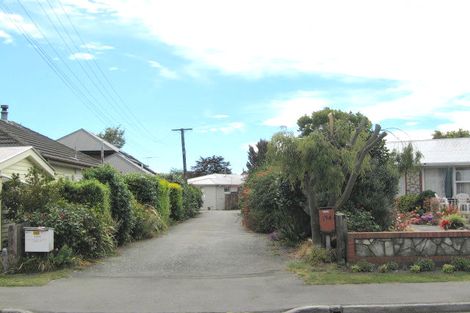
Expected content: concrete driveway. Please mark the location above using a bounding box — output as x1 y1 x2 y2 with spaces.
1 210 470 313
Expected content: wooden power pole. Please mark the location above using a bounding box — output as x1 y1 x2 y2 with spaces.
172 128 192 180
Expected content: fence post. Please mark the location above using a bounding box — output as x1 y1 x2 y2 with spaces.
7 224 24 267
335 213 347 265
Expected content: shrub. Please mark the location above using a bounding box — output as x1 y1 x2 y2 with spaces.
451 257 470 271
182 183 202 218
442 264 455 273
131 199 166 240
342 206 381 232
410 264 421 273
350 265 361 273
156 179 171 224
15 245 78 273
305 246 335 265
21 201 115 258
352 260 375 272
413 258 435 272
125 174 158 206
395 194 420 213
378 261 399 273
440 214 466 230
84 165 135 245
2 169 59 220
168 183 184 221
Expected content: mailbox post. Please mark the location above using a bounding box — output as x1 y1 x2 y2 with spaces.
319 207 335 249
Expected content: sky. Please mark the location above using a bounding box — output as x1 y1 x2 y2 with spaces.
1 0 470 174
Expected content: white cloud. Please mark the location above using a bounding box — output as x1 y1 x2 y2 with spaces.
263 91 328 127
0 30 12 44
196 122 245 134
0 11 42 40
80 42 114 51
109 66 119 71
69 52 95 60
148 60 178 79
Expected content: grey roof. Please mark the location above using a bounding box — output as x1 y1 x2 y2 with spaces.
387 138 470 166
58 128 156 174
0 120 100 167
188 174 244 186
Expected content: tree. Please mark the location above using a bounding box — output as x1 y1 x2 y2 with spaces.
432 129 470 139
98 126 126 148
246 139 268 172
271 109 386 246
394 143 422 194
191 155 232 176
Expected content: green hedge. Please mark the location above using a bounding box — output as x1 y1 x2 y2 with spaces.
130 199 166 240
156 179 171 224
168 182 184 221
83 165 135 245
124 174 158 206
183 184 202 218
22 201 115 258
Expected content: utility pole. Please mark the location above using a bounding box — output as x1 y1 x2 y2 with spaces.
172 128 192 180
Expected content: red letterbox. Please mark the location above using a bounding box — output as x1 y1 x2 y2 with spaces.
319 207 335 233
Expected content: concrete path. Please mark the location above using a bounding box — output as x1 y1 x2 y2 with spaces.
1 210 470 313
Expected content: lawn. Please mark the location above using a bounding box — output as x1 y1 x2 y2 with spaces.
0 269 70 287
288 260 470 285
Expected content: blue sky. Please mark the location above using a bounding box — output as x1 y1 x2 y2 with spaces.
1 0 470 174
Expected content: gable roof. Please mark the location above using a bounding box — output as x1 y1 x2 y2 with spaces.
0 120 100 168
0 146 55 177
387 137 470 166
58 128 156 174
188 174 244 186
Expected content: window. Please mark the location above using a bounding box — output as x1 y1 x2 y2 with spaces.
455 167 470 194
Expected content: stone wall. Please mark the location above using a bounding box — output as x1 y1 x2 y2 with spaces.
348 231 470 264
405 171 422 194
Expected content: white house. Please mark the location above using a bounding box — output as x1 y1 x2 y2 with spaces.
188 174 244 210
388 138 470 198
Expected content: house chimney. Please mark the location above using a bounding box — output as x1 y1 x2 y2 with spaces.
1 105 8 121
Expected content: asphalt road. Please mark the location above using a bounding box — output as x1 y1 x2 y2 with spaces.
1 210 470 313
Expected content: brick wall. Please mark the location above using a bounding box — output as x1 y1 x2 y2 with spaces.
347 230 470 264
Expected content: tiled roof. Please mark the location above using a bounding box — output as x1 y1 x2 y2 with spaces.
0 120 100 167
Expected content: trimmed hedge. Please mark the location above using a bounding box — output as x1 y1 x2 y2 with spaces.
156 179 171 224
183 183 202 218
83 165 135 245
169 182 184 221
124 174 158 206
130 199 166 240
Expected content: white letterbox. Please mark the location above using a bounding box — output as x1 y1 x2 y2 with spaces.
24 227 54 252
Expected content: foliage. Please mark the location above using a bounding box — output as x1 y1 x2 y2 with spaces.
342 205 381 232
21 202 115 258
156 179 171 224
246 139 269 172
351 260 375 272
15 245 78 273
378 261 399 273
168 183 184 221
84 165 135 245
124 174 158 206
182 183 202 218
191 155 232 176
413 258 435 272
389 210 413 231
131 200 166 240
241 167 310 242
394 143 423 176
2 168 58 220
440 214 465 230
410 264 421 273
305 246 335 265
433 128 470 139
451 257 470 272
395 194 420 212
442 264 455 273
97 126 126 148
271 108 388 245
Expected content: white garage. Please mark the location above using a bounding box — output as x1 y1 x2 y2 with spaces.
188 174 244 210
